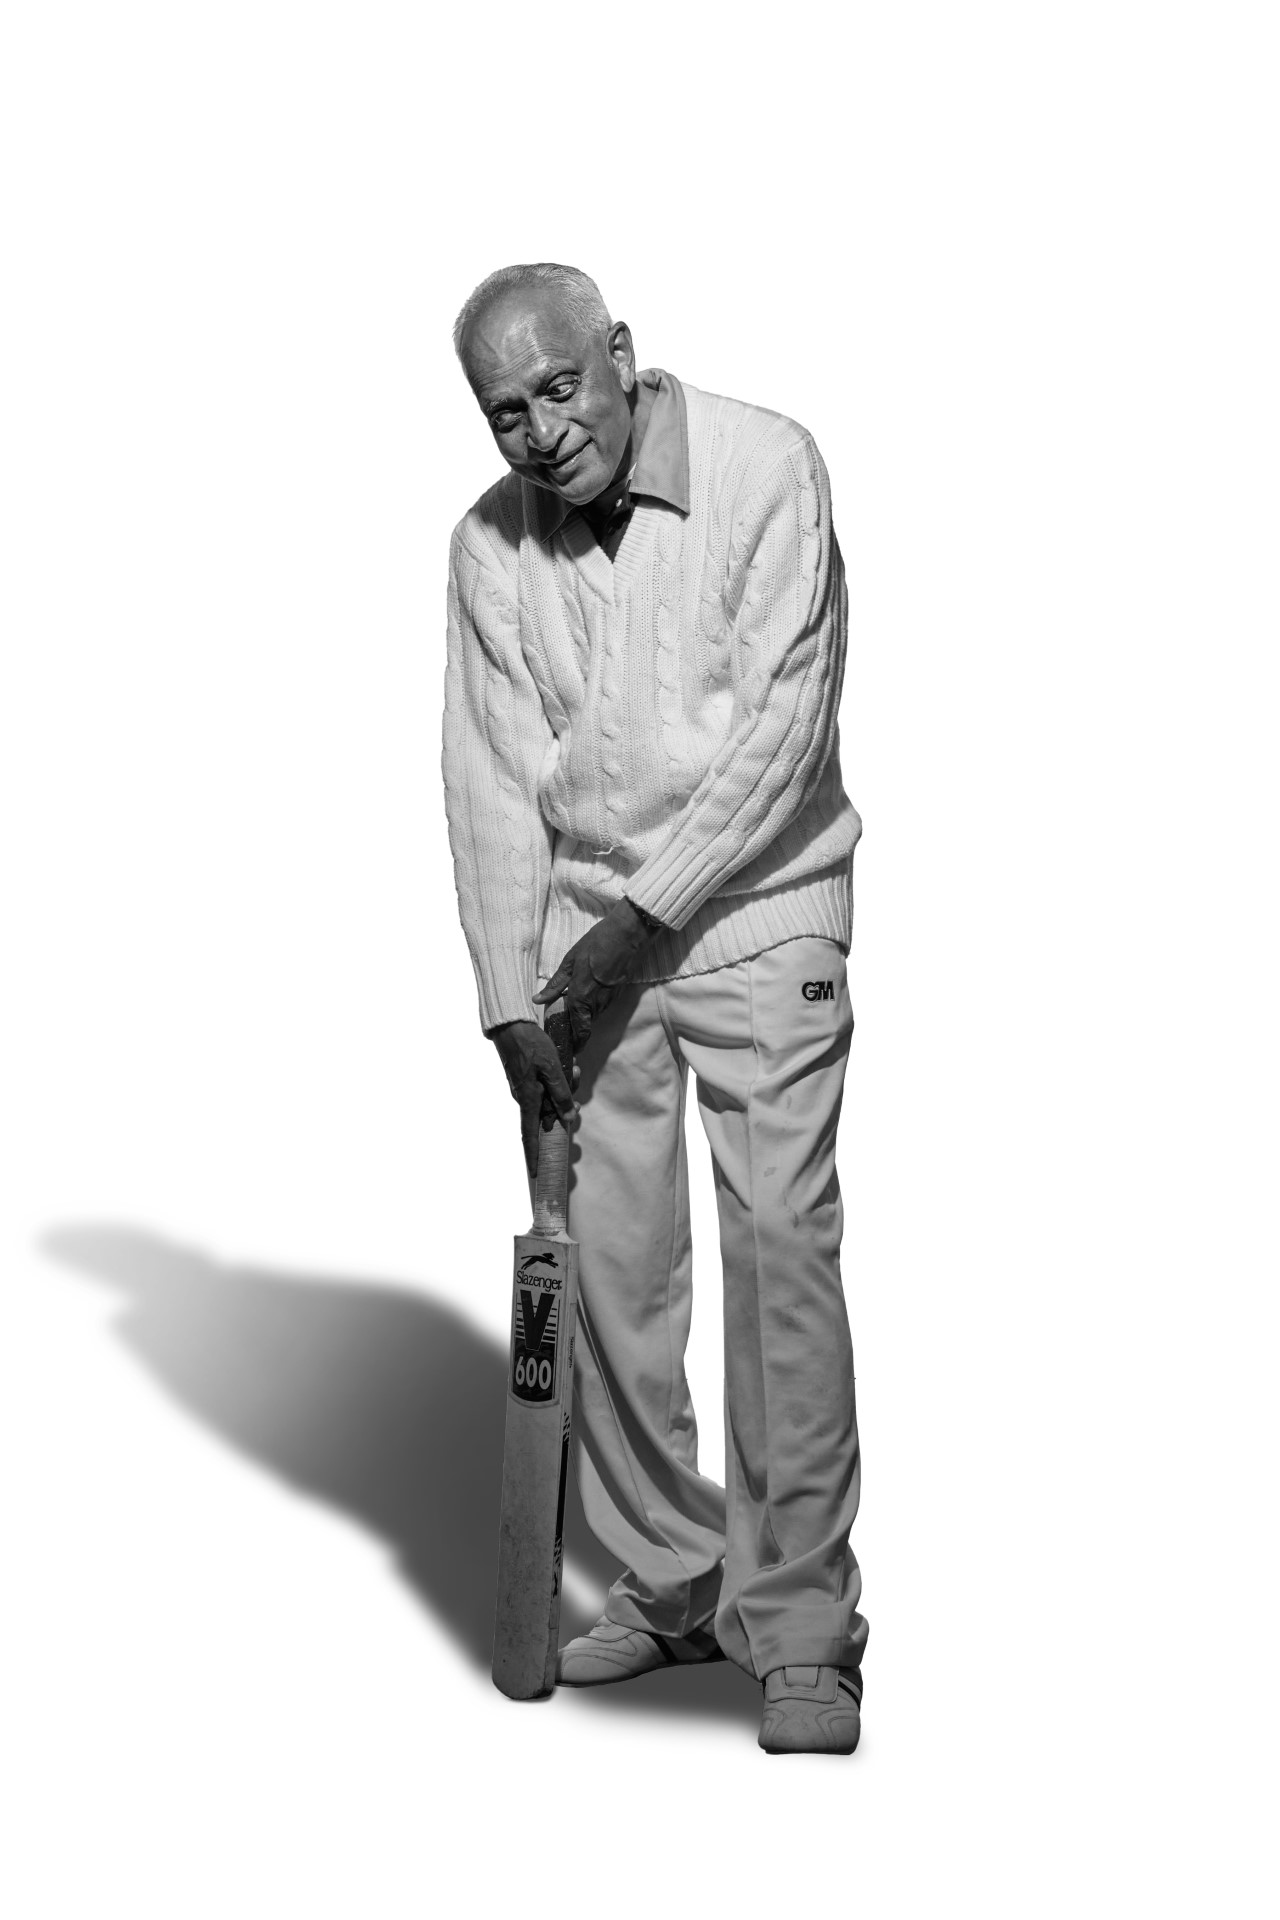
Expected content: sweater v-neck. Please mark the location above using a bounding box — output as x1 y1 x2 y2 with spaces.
560 498 659 606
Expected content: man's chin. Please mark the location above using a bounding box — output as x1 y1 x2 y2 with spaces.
522 461 607 505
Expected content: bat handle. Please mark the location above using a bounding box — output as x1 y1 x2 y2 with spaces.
532 1009 574 1237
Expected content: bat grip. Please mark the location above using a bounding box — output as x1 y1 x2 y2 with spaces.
532 1009 574 1237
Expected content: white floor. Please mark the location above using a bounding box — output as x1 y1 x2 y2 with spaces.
3 927 1272 1916
3 7 1276 1915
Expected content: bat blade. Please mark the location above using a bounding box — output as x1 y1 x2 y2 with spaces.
492 1009 578 1701
491 1228 578 1699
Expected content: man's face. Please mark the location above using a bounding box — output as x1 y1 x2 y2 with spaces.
461 290 635 507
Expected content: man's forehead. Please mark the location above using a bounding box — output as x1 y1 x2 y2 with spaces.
465 294 592 396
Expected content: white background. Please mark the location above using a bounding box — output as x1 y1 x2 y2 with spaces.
2 3 1276 1915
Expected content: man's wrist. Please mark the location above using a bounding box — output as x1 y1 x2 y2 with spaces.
622 896 666 937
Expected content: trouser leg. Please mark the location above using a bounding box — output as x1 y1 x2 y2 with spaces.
670 938 868 1679
566 980 726 1637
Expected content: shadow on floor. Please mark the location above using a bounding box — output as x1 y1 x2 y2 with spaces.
41 1223 759 1727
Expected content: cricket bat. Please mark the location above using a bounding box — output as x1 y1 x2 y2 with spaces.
492 1009 579 1700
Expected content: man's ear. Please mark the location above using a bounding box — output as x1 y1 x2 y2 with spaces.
606 320 636 394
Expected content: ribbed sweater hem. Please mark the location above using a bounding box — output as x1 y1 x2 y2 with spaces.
536 861 853 989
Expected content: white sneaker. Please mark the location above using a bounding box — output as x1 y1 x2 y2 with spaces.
759 1665 862 1754
556 1615 724 1687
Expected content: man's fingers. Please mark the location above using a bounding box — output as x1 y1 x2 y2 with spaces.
568 1002 593 1052
532 969 569 1006
519 1092 542 1178
539 1060 577 1124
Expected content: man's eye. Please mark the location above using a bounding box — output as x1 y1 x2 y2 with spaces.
547 380 577 399
490 412 519 433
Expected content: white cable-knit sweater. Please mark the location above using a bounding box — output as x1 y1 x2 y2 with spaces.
442 377 862 1032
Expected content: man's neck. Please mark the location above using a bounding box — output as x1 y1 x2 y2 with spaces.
588 378 658 517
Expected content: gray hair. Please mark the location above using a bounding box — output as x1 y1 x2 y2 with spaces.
452 263 612 368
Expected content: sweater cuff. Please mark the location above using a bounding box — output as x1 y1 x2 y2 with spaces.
623 841 728 934
474 946 541 1034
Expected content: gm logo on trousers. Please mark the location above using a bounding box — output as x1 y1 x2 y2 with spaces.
802 980 834 1001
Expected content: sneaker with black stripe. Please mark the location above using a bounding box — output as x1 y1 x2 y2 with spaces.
556 1615 725 1687
758 1664 862 1754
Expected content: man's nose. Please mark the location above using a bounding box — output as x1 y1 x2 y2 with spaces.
525 402 563 458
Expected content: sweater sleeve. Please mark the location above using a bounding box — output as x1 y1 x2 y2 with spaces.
442 513 557 1031
624 432 848 931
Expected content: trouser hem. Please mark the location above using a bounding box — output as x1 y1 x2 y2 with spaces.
751 1640 864 1678
604 1566 724 1641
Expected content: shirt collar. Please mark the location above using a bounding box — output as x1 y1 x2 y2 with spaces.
526 368 690 539
629 367 690 513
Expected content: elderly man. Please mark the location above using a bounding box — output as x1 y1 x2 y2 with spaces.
442 263 867 1755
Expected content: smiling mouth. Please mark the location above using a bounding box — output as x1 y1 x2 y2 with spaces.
547 443 588 472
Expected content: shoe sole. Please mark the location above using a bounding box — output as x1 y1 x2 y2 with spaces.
557 1651 726 1687
760 1730 860 1755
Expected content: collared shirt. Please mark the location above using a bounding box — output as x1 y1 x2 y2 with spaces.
568 367 690 561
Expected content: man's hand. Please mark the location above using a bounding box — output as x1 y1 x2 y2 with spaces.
490 1019 578 1180
533 897 664 1051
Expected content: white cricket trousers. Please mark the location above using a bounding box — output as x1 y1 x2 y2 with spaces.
566 934 868 1681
